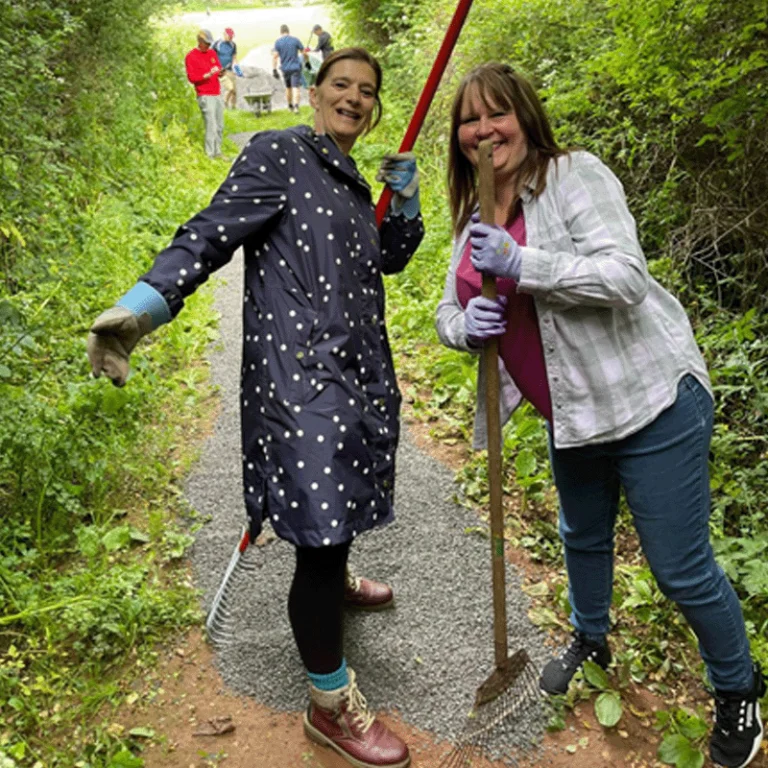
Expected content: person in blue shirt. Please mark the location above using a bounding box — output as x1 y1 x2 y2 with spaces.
213 27 239 109
272 24 305 113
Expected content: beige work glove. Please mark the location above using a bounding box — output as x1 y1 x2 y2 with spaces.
87 307 153 387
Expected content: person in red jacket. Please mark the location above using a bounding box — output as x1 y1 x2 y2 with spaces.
184 29 225 159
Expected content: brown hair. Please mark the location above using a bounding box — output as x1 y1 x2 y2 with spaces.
314 47 384 134
448 63 567 235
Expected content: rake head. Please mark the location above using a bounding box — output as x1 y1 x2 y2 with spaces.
439 649 543 768
205 526 261 647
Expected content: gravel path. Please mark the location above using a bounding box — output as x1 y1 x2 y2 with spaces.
185 133 551 763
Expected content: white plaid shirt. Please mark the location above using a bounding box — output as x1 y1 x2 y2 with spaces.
436 151 711 449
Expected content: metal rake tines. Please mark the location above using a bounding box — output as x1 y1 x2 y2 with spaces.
236 548 261 571
205 527 261 646
438 651 543 768
438 741 501 768
206 609 237 647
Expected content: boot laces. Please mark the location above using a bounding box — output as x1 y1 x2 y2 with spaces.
560 633 592 666
714 692 749 735
345 568 362 593
713 666 766 736
345 676 375 733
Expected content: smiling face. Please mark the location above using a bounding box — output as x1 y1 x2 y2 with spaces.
310 59 378 155
457 84 529 187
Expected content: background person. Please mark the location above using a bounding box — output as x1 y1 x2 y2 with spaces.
435 62 765 768
184 29 224 159
213 27 238 110
87 47 423 768
311 23 334 60
272 24 304 113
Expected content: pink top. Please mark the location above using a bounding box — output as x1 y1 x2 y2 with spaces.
456 207 553 423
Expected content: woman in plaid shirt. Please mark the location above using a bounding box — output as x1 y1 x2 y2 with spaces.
437 63 764 768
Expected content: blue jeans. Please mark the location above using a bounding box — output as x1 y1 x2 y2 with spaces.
548 375 752 691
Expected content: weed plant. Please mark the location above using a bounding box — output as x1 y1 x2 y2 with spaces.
0 5 246 764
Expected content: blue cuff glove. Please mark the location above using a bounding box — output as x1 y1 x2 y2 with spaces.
464 295 508 348
87 282 172 387
469 213 522 281
391 190 420 219
376 152 420 220
233 64 243 77
117 282 172 329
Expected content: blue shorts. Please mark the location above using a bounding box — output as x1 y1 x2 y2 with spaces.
282 70 302 88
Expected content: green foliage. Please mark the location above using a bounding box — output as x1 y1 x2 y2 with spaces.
0 2 244 763
655 707 709 768
578 660 623 728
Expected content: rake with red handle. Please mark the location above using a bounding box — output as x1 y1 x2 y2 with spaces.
375 0 476 226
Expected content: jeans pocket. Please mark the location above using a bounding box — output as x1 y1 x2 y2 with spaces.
680 374 713 430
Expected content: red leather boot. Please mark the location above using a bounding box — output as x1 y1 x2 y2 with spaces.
344 569 394 611
303 668 410 768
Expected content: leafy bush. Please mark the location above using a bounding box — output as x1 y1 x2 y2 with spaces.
0 4 230 763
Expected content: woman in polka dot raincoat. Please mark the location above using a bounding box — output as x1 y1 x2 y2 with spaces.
87 48 423 768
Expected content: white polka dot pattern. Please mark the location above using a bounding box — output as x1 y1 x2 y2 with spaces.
140 126 424 547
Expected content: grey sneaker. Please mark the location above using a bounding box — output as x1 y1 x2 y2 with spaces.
710 663 766 768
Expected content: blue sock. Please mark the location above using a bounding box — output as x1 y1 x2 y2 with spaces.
308 659 349 691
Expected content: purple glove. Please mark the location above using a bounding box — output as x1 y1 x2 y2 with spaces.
464 295 508 347
469 213 522 281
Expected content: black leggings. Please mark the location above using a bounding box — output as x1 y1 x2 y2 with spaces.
288 540 351 674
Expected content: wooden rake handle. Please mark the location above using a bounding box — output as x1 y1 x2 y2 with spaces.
477 139 508 668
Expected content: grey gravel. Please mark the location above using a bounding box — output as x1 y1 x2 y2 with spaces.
184 132 553 764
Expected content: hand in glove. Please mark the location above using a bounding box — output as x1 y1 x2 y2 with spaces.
233 64 243 77
272 68 280 80
376 152 420 219
87 282 171 387
464 294 508 348
469 212 523 281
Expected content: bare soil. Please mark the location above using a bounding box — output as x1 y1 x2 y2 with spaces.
115 407 768 768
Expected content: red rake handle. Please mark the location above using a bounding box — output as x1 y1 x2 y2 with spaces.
375 0 476 226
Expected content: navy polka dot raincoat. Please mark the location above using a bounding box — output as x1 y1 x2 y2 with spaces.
140 126 424 547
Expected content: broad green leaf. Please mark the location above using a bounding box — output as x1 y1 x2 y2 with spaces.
677 748 705 768
678 713 708 741
582 659 609 689
129 528 151 544
594 691 622 727
108 749 144 768
102 525 132 552
523 581 549 597
658 733 690 764
514 449 537 478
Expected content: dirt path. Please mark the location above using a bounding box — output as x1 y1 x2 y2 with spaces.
116 621 664 768
112 402 768 767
